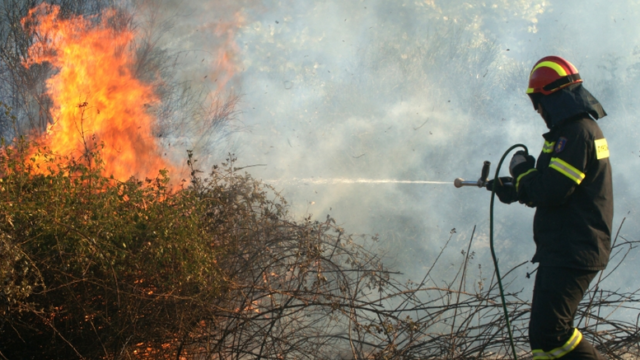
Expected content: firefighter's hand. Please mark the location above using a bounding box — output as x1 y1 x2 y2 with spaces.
486 177 518 204
509 151 535 178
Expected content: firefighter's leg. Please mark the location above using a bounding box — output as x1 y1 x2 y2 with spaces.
529 266 605 360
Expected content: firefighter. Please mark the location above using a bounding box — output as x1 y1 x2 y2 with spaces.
487 56 613 359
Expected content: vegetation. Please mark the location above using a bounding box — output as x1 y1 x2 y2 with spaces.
0 131 394 358
1 136 640 359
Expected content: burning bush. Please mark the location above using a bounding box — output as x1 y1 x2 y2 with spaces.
0 137 390 359
0 138 218 358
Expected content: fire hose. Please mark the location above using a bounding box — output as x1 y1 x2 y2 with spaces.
454 144 529 360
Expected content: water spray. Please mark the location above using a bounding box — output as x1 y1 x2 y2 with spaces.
270 163 503 188
455 144 529 360
268 178 452 185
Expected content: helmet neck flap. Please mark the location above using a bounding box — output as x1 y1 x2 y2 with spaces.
534 84 607 129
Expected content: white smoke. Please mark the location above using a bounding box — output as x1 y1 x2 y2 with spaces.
151 0 640 293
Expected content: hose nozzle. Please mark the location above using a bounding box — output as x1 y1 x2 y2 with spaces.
454 161 491 188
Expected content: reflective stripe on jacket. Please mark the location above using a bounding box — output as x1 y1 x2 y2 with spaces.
517 115 613 270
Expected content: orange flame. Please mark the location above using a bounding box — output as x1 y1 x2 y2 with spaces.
22 4 175 182
210 14 242 94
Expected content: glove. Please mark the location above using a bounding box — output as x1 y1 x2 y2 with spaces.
486 176 518 204
509 150 535 178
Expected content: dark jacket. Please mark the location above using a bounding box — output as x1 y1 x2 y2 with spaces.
517 85 613 270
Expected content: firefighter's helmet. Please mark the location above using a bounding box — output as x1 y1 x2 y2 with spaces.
527 56 582 95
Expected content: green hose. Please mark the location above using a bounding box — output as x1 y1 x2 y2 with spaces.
489 144 528 360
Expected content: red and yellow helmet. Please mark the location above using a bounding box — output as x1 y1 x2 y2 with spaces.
526 56 582 95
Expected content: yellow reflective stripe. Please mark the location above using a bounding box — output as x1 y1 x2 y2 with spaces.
549 157 585 185
542 141 556 154
516 168 537 191
532 328 583 359
531 61 569 77
526 87 535 94
532 349 553 360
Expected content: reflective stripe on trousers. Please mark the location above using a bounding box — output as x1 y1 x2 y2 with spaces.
532 328 583 359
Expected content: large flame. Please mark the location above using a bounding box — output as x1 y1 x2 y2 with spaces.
22 4 175 182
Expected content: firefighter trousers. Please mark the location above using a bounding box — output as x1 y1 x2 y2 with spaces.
529 266 605 359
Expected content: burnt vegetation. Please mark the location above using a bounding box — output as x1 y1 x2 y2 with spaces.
1 1 640 360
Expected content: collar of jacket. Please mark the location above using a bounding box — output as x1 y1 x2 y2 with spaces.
539 83 607 129
542 114 592 141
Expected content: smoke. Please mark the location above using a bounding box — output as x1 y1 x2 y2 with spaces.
150 0 640 293
227 0 546 275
